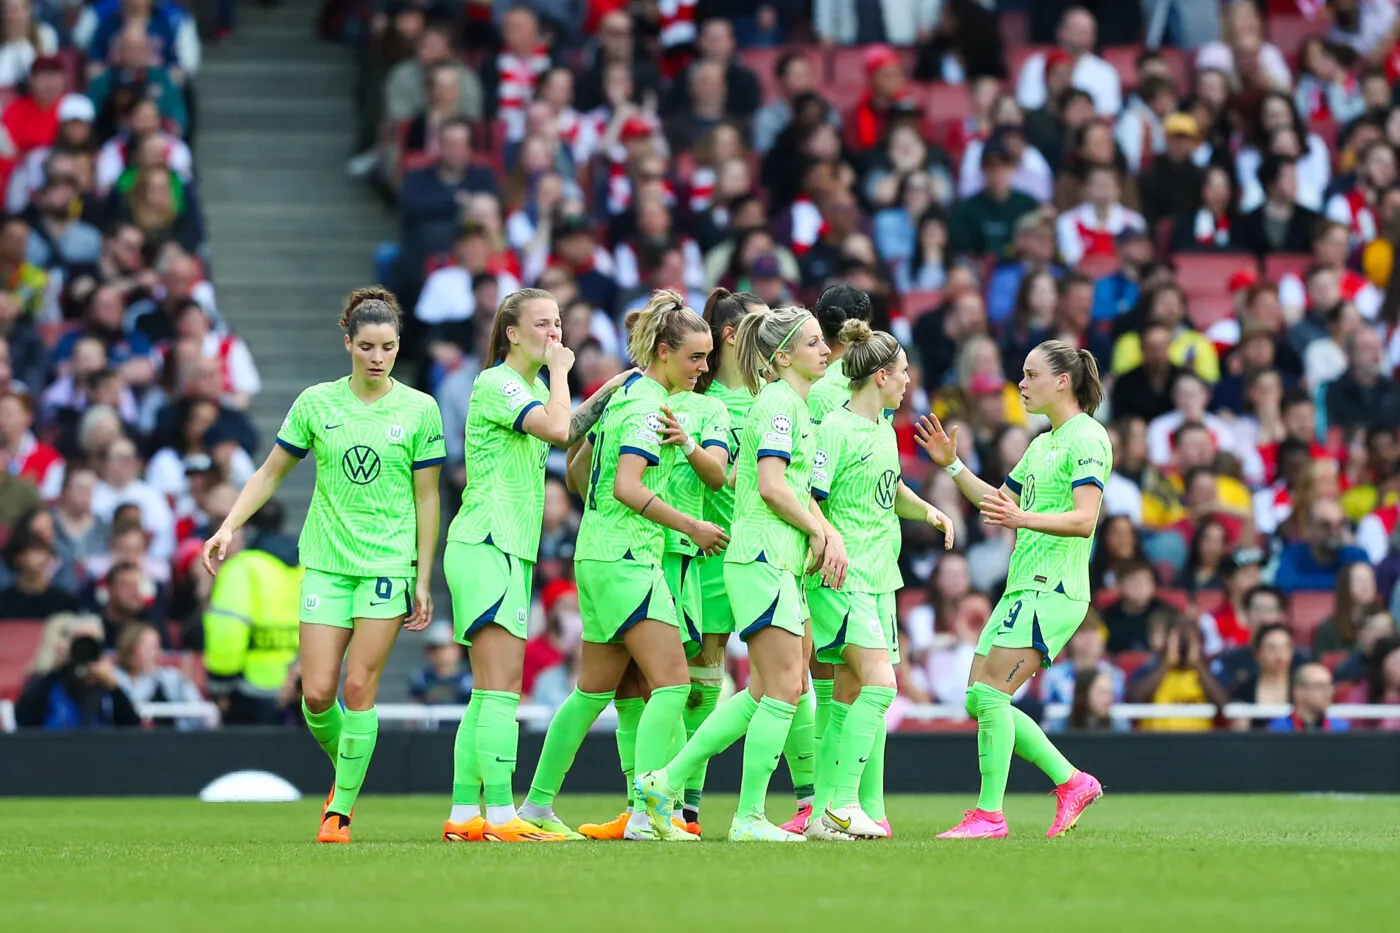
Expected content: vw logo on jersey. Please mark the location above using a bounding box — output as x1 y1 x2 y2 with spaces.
304 594 319 612
875 469 898 509
1023 473 1037 510
343 445 382 484
387 424 405 444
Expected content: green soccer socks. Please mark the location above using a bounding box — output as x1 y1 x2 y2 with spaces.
614 696 645 810
303 698 343 765
634 685 688 782
858 705 889 822
812 699 849 819
783 691 816 801
663 689 758 789
736 696 796 821
970 683 1014 813
451 693 484 814
476 690 522 822
1011 705 1075 786
328 706 378 817
830 686 894 809
524 687 614 810
681 682 722 814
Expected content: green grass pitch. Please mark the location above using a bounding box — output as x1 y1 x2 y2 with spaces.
3 794 1395 933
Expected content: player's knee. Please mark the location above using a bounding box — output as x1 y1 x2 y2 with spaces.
342 670 380 709
868 667 897 691
301 680 338 713
766 672 803 705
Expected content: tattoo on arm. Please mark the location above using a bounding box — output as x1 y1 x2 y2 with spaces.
1006 659 1024 684
565 390 612 446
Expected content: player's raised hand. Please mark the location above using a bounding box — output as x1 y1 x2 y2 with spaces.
602 367 642 392
404 580 433 632
201 527 234 577
914 414 958 468
543 339 575 374
690 520 729 556
979 488 1028 529
820 529 849 590
657 406 690 447
927 506 956 549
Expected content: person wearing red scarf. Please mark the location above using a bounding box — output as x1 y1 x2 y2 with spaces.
849 45 908 153
1054 163 1145 268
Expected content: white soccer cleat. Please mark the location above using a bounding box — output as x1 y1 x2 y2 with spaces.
803 819 856 841
823 805 888 839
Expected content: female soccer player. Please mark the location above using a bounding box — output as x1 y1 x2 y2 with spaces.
517 290 728 842
781 282 875 838
203 287 445 844
808 319 955 839
916 339 1109 839
639 304 849 842
440 288 639 844
577 290 748 842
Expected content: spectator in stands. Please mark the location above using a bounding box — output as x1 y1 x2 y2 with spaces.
1314 561 1384 653
94 98 193 196
23 170 101 273
1334 608 1396 683
914 0 1007 83
1180 517 1230 595
1103 558 1172 653
667 19 758 121
1172 164 1243 254
812 0 940 47
1115 76 1177 176
1016 7 1120 117
664 59 730 153
5 93 94 214
127 251 211 344
1228 623 1299 729
538 475 577 564
1199 548 1267 657
50 463 107 575
959 96 1053 204
844 44 910 155
14 628 139 728
1090 514 1146 592
113 621 205 728
87 26 186 137
948 132 1038 258
112 166 199 255
873 170 937 266
1042 621 1125 730
91 435 173 559
752 50 820 156
1112 283 1220 384
1146 372 1250 472
1238 155 1322 256
1138 112 1203 230
912 285 986 388
384 25 484 135
1295 37 1365 129
1326 140 1394 250
398 119 499 297
1055 163 1145 269
573 10 659 115
1111 322 1183 423
169 301 258 410
1103 417 1147 523
1275 499 1370 595
1269 662 1349 732
409 620 472 706
54 286 155 389
522 578 582 712
0 0 57 90
481 4 551 145
0 529 78 619
1327 327 1400 431
0 389 61 498
999 269 1057 374
97 556 161 650
1063 667 1129 732
1 54 67 170
1128 612 1230 731
1090 228 1155 326
1195 1 1290 91
985 210 1061 326
0 215 49 318
1236 93 1332 215
1326 0 1400 60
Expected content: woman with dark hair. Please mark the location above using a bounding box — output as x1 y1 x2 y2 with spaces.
1180 517 1230 594
893 206 949 294
1089 514 1146 592
1315 561 1385 653
1236 91 1332 212
1066 668 1127 732
1000 268 1057 374
1228 623 1297 730
873 170 937 265
1052 121 1140 213
914 0 1007 83
1172 164 1243 252
761 92 842 208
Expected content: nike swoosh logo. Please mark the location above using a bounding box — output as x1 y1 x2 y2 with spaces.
369 599 397 607
341 755 364 761
858 757 868 763
495 757 516 763
325 423 343 430
859 453 873 462
827 811 851 830
796 754 813 761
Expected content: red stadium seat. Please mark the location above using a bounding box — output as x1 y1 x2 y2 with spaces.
1156 48 1190 93
1114 651 1151 680
1175 253 1259 297
901 289 943 324
0 620 45 701
1267 16 1322 61
1101 45 1145 92
1320 650 1349 674
1263 252 1313 284
1288 591 1336 647
918 82 973 125
55 47 84 93
741 46 820 105
1188 294 1235 330
999 12 1029 50
1156 588 1190 612
1194 589 1225 618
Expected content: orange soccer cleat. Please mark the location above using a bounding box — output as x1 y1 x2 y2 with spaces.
579 812 630 840
317 814 351 844
483 817 568 842
442 815 488 842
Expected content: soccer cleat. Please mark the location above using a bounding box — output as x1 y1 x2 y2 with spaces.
822 805 888 839
579 812 630 840
684 821 702 837
803 819 856 841
520 815 585 841
876 819 893 838
729 816 807 842
317 814 351 844
442 816 488 842
936 809 1008 839
634 770 678 836
483 817 568 842
1047 770 1104 838
778 802 812 834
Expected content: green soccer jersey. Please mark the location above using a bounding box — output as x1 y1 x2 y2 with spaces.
726 379 817 576
276 378 446 578
1003 412 1112 601
701 379 754 531
810 405 902 594
807 358 851 424
662 390 731 556
577 373 674 566
446 362 550 560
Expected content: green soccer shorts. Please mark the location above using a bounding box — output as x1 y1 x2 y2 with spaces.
299 568 413 628
694 553 734 635
445 540 535 645
664 552 705 659
724 559 807 641
809 586 898 665
576 557 678 645
976 587 1090 668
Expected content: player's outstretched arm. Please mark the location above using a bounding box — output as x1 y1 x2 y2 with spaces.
202 445 300 575
407 464 441 631
893 480 956 550
614 453 729 555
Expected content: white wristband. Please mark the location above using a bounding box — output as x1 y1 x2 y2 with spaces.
682 438 697 456
944 457 965 477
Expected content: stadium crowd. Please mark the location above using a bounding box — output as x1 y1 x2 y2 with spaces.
6 0 1400 735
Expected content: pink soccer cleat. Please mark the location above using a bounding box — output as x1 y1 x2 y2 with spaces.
936 809 1007 839
876 819 893 838
779 803 812 834
1047 770 1103 838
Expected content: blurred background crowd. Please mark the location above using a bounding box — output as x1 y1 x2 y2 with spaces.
3 0 1400 736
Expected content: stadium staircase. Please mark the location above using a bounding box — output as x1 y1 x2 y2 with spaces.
197 4 429 698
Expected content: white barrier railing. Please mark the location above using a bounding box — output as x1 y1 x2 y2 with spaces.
3 699 1399 732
